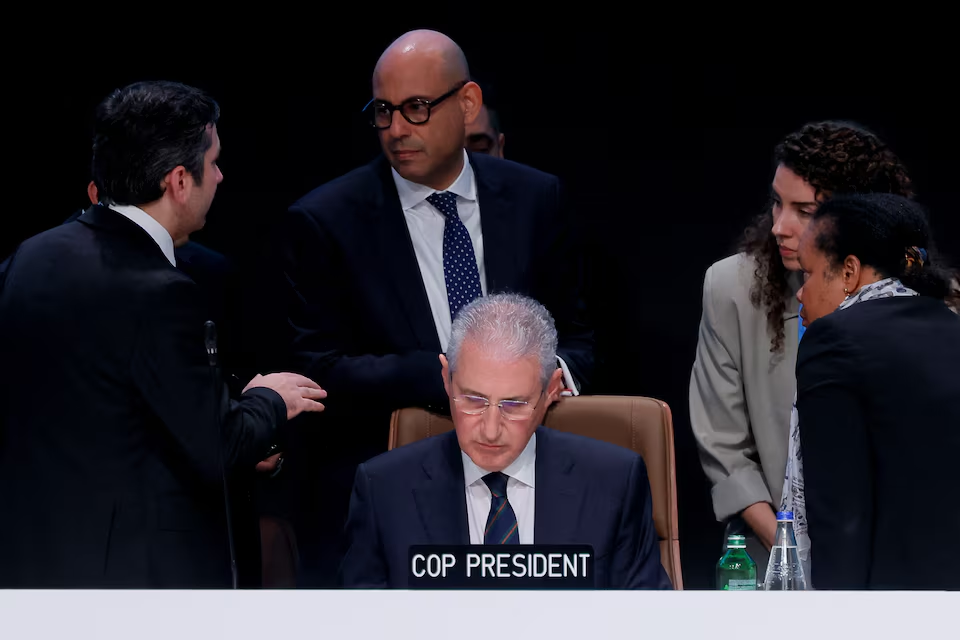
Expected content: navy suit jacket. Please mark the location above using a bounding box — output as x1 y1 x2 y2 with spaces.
0 206 285 588
340 427 672 589
282 153 593 431
0 206 267 588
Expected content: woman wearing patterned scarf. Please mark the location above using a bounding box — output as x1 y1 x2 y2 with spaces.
789 193 960 590
690 121 914 576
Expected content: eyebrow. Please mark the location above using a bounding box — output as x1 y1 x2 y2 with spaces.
459 387 531 402
770 186 817 208
375 94 429 106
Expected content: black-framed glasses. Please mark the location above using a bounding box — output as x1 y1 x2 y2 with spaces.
451 389 544 421
362 81 468 130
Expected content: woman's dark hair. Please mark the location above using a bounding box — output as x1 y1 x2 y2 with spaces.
91 80 220 206
811 193 955 300
740 120 914 351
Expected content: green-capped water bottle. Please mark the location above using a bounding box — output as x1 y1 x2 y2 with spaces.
717 534 757 590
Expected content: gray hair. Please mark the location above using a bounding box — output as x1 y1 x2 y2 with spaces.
446 293 558 387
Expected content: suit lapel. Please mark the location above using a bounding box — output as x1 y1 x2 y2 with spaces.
472 154 521 295
413 432 470 544
533 427 585 544
369 157 442 352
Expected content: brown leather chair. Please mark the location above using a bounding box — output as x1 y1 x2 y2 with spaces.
389 395 683 589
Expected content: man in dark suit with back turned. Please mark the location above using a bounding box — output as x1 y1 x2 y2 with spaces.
340 293 669 589
0 81 327 588
1 181 275 588
280 29 593 586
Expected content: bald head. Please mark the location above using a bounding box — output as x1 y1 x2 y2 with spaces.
369 29 483 191
374 29 470 89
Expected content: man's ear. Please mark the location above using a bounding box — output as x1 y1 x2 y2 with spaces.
497 133 505 159
87 181 98 205
546 366 564 403
163 165 191 204
439 354 451 397
461 82 482 126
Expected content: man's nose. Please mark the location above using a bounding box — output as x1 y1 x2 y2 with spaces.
479 405 501 441
389 109 411 138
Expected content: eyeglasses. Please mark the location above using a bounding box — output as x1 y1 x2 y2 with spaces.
452 390 543 421
362 81 468 130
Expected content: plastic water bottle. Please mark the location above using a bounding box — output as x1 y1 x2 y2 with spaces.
717 534 757 590
763 511 808 590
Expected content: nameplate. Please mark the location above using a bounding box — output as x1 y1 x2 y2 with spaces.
408 545 595 589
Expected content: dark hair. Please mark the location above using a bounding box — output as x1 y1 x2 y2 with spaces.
811 193 954 300
472 77 502 133
740 120 914 351
485 105 501 134
91 80 220 206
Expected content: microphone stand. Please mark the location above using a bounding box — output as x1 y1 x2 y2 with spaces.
205 320 238 589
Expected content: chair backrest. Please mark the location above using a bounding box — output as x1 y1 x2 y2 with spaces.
388 395 683 589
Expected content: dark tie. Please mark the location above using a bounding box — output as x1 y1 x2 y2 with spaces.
426 191 483 321
482 472 519 544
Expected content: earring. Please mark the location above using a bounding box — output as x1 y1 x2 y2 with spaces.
843 287 850 299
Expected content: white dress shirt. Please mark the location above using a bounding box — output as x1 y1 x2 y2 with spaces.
462 432 536 545
392 150 485 352
390 152 578 394
107 204 176 267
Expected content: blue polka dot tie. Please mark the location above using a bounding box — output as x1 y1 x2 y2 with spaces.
426 191 483 321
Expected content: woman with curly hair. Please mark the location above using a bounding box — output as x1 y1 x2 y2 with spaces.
689 121 913 577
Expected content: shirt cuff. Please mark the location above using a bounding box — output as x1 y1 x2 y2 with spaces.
556 355 579 397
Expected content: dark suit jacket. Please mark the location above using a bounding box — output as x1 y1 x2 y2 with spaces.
797 296 960 590
283 152 593 436
0 205 287 588
340 427 672 589
61 207 253 382
3 207 269 587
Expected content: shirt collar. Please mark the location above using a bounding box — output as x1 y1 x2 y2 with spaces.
390 149 476 211
462 431 537 489
107 203 176 267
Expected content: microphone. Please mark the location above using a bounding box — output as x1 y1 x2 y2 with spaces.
205 320 238 589
204 321 218 367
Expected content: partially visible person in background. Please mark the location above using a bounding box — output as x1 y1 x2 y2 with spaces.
464 103 504 158
462 79 504 158
794 192 960 589
689 121 914 579
949 270 960 313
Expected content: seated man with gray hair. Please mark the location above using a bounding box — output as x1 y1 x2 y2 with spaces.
339 293 670 589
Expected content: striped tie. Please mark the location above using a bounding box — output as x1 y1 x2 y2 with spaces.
482 472 519 544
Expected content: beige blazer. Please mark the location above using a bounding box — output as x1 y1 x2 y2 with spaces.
689 253 803 522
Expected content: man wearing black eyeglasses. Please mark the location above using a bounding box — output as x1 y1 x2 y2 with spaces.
278 29 593 587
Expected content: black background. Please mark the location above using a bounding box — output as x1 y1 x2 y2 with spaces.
6 26 956 589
